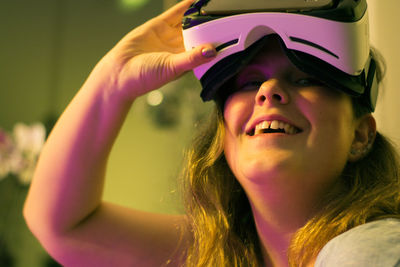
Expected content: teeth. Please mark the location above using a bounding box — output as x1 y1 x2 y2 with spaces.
255 121 269 135
270 120 279 130
284 124 292 134
255 121 269 130
252 120 299 135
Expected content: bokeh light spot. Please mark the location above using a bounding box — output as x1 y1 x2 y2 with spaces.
119 0 149 11
147 90 164 106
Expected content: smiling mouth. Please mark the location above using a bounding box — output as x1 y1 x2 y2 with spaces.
247 120 302 136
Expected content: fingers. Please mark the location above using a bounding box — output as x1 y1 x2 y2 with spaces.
158 0 194 26
171 44 217 75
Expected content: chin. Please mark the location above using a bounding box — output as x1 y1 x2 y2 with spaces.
234 154 298 186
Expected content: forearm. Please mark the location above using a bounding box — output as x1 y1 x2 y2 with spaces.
24 60 133 236
23 1 215 261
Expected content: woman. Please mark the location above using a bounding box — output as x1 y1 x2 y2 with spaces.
23 0 400 266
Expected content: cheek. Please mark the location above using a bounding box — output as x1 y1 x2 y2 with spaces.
223 93 254 175
298 87 354 134
223 93 254 137
300 91 355 172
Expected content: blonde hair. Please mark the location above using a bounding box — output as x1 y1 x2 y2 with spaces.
288 131 400 265
288 46 400 266
181 49 400 266
182 108 263 266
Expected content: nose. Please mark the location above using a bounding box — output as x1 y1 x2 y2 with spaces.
255 79 290 106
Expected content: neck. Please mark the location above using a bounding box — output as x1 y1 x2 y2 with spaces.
247 184 320 267
239 169 345 266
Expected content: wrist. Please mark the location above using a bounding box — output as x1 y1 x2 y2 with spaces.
83 57 136 107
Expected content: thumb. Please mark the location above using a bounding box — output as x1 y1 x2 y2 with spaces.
171 45 217 75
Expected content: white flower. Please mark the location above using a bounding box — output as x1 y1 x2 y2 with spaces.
0 123 46 184
8 149 25 177
17 157 38 185
13 123 46 155
0 129 14 179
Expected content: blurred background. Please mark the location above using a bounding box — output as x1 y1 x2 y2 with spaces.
0 0 398 266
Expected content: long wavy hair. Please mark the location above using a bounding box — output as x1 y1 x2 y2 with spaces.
180 48 400 266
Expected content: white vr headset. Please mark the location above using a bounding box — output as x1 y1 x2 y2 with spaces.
182 0 378 111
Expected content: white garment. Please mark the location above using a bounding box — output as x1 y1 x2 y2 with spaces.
315 218 400 267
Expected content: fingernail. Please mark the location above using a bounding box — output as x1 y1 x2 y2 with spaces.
201 47 216 58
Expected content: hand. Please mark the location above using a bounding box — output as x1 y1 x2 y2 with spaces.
96 0 216 101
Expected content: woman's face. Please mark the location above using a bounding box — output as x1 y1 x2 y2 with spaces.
223 37 357 200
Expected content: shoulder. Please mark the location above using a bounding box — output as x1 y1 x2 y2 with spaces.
315 218 400 267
